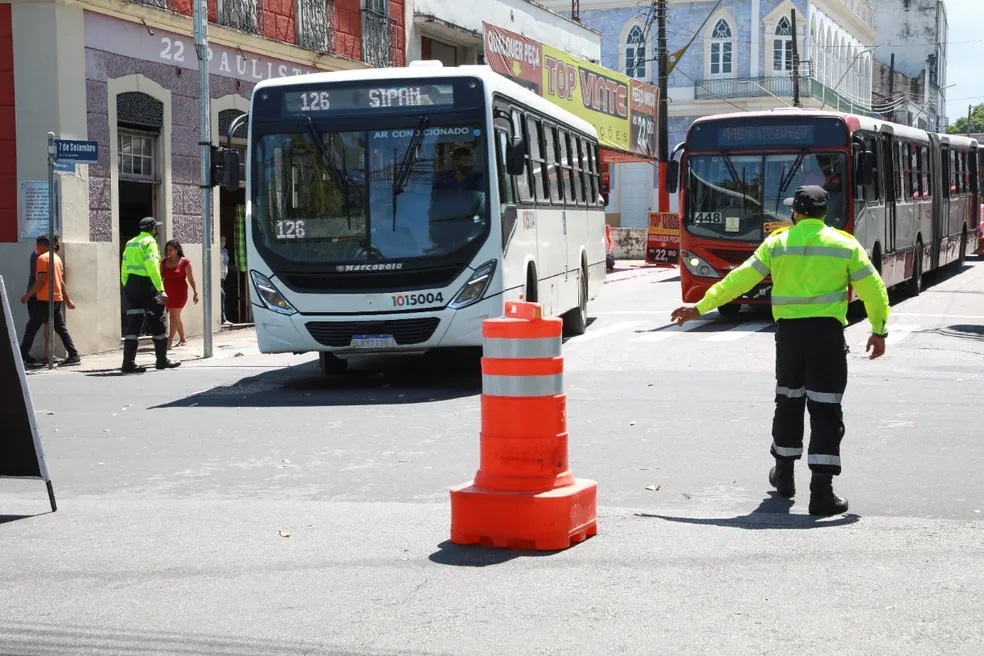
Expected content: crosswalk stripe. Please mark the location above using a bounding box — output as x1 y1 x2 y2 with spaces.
632 320 713 342
572 321 647 343
704 320 774 342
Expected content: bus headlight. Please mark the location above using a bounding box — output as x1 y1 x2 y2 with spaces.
681 251 721 279
250 270 297 316
449 260 496 309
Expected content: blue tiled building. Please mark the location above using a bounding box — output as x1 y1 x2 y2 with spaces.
542 0 877 227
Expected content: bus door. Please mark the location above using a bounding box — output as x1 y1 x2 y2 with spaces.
928 133 945 270
880 131 897 254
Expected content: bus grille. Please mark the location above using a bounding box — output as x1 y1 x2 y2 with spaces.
305 318 441 347
281 266 464 293
707 248 753 265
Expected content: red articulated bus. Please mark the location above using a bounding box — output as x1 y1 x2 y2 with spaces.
665 108 981 316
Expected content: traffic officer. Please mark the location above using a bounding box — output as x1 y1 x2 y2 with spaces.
671 185 890 516
121 217 181 374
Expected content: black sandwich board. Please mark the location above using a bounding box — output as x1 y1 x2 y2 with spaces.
0 275 57 512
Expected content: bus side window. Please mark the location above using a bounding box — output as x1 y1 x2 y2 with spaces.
920 146 930 197
495 129 515 207
893 141 902 202
863 136 880 203
572 138 586 206
943 149 952 197
559 130 574 205
511 109 534 203
591 143 603 205
543 125 562 204
527 116 547 203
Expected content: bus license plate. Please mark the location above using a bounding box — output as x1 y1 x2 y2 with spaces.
350 335 397 349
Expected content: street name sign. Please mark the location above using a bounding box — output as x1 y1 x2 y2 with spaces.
55 139 98 164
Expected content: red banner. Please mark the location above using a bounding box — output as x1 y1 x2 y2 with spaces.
646 212 680 267
630 80 657 160
482 23 542 95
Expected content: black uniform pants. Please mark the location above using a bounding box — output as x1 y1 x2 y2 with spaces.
771 318 848 476
123 276 168 365
20 301 78 360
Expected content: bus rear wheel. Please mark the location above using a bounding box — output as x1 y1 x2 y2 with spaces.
563 267 589 337
907 242 923 297
319 352 348 375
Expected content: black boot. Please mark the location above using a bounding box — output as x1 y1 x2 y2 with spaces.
769 459 795 498
121 340 146 374
154 338 181 370
808 473 849 516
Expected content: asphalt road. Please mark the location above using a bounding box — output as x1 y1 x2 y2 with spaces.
2 258 983 655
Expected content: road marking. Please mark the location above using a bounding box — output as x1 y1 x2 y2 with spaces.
632 320 713 342
892 313 984 320
704 320 774 342
572 321 647 343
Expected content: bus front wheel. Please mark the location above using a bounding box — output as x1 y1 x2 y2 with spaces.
563 267 589 337
319 352 348 375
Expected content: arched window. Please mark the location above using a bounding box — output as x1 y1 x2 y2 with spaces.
709 19 734 76
624 24 648 79
773 17 793 73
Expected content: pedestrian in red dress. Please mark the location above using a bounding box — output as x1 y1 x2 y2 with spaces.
160 239 199 348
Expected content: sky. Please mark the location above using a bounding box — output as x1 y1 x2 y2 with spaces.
942 0 982 122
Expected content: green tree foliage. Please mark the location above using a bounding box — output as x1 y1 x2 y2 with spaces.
947 103 984 134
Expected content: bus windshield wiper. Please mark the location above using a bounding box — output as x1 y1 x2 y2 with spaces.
778 149 808 195
392 115 429 230
394 116 429 197
305 118 354 229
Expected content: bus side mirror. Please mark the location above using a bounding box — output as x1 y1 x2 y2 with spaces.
856 151 875 187
222 149 241 191
665 160 680 193
506 137 527 176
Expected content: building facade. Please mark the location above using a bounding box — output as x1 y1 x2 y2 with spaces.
542 0 877 227
406 0 600 70
0 0 407 357
870 0 948 131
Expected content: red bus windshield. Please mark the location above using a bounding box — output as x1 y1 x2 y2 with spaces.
684 151 849 243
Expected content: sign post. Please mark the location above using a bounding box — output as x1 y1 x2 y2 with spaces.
194 0 214 359
0 275 57 512
50 137 98 369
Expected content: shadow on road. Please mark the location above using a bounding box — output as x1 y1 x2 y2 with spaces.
152 354 483 409
0 515 33 526
428 539 561 567
0 620 450 656
636 492 861 529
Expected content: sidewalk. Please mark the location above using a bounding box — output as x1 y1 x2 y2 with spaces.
25 325 260 374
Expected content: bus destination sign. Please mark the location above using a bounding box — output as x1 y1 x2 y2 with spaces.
284 84 455 114
719 125 816 147
688 117 848 150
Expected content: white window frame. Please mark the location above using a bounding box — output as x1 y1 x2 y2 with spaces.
622 24 649 80
117 130 157 183
773 17 793 73
708 19 735 78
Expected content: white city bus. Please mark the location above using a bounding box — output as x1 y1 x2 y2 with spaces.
241 61 607 373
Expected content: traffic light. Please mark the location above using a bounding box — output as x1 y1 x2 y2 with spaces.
209 145 242 190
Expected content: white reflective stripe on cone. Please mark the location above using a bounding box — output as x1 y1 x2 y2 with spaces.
482 374 564 397
483 336 562 359
808 454 841 467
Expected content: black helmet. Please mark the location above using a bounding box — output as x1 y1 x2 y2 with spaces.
139 217 162 232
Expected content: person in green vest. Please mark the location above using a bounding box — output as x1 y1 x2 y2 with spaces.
120 217 181 374
671 185 890 516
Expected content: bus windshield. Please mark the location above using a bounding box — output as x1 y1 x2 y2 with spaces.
252 121 489 263
685 151 848 241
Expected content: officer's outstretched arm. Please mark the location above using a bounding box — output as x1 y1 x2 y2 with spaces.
695 243 770 315
849 246 890 334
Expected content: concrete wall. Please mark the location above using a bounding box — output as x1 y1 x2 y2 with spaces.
610 227 647 260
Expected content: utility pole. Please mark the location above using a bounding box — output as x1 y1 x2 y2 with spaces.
194 0 214 358
968 104 973 137
656 0 669 212
790 9 801 107
46 133 56 370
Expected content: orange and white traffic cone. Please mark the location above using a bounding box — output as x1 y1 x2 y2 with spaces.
449 301 598 551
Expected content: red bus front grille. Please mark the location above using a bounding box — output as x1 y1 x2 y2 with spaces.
707 248 752 265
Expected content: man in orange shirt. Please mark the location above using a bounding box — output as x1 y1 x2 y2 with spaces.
19 234 81 366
